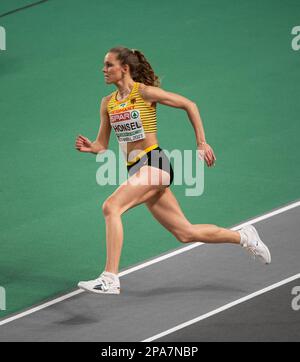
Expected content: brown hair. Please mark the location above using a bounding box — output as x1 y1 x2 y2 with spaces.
108 46 160 87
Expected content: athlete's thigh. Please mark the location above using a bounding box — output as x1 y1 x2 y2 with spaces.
145 187 191 234
106 166 169 214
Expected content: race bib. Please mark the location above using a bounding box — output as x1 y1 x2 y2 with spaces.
110 109 145 143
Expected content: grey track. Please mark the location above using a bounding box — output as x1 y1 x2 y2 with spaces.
0 204 299 341
157 278 300 342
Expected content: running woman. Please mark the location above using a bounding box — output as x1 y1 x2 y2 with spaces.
75 46 271 294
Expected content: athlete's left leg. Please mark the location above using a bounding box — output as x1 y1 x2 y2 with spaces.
102 165 171 274
78 166 171 294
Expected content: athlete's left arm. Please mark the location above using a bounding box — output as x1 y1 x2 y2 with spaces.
140 85 216 167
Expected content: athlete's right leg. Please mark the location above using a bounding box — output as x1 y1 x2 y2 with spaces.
145 188 271 263
145 187 240 244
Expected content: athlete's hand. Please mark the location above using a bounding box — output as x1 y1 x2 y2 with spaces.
197 143 216 168
75 135 94 153
75 135 107 154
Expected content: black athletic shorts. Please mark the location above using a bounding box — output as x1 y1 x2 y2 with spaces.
127 146 174 187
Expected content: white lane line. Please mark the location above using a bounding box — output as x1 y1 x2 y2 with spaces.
0 290 83 326
119 242 201 277
1 199 299 326
142 273 300 342
231 200 300 230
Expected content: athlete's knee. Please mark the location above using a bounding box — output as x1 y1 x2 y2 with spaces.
174 224 194 243
102 197 121 217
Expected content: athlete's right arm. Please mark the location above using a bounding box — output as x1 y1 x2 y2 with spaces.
93 95 112 152
75 96 112 154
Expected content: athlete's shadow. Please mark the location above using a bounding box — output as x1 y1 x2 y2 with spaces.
52 303 100 326
52 292 123 326
123 282 246 298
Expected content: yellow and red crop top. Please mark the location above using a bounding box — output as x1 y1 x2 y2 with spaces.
107 82 157 143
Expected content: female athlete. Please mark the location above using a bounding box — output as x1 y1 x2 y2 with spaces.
75 46 271 294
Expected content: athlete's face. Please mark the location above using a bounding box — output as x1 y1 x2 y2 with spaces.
102 52 129 84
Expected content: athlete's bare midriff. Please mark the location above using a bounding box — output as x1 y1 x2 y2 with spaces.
120 132 159 163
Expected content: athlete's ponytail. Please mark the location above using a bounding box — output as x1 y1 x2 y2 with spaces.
109 46 160 87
